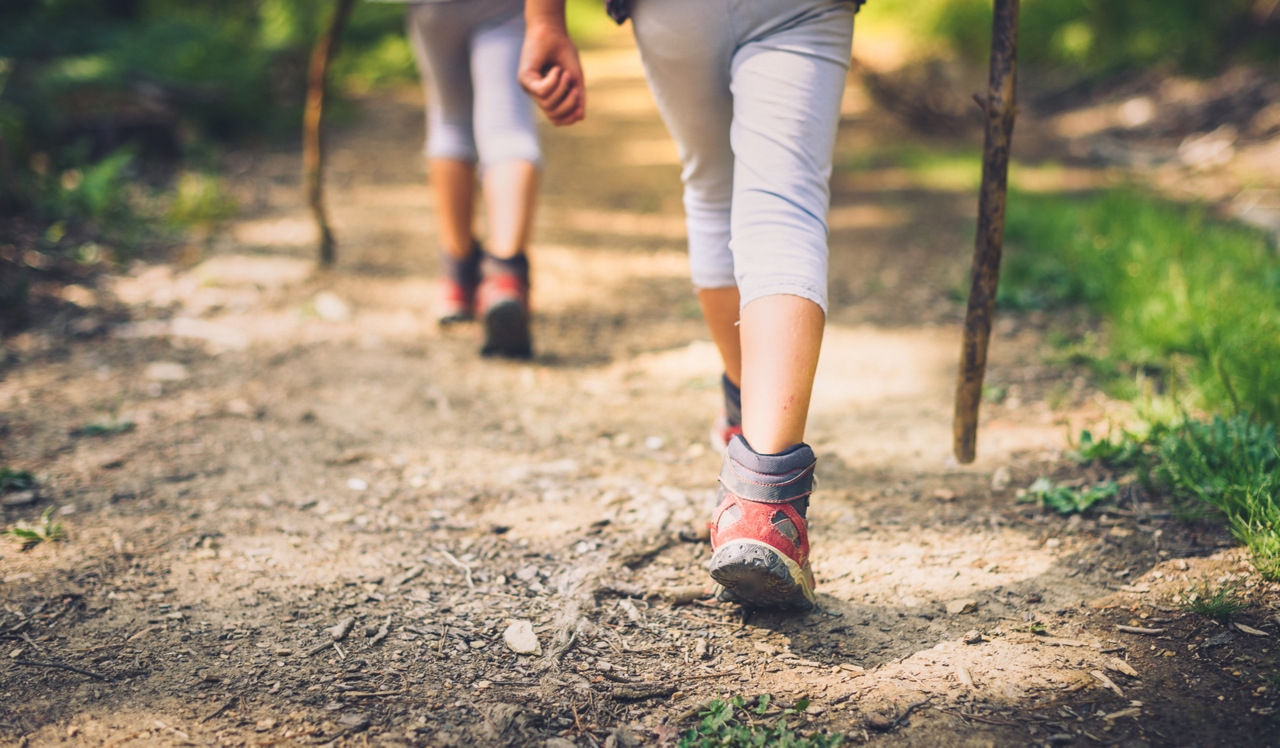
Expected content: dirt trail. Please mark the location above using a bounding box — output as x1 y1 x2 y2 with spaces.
1 33 1277 748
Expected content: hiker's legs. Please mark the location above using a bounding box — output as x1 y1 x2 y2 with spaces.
472 8 541 260
730 2 854 452
631 0 739 381
409 0 536 259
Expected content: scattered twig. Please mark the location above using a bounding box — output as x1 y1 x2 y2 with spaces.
14 659 117 682
369 616 391 646
932 707 1018 726
610 681 676 701
1116 625 1165 635
1090 670 1124 697
200 695 240 723
439 550 474 588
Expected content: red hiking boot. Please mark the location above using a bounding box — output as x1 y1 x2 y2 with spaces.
478 254 532 359
709 374 743 453
437 243 482 325
708 436 817 610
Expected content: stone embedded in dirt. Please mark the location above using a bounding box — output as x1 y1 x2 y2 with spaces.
644 436 665 450
313 291 352 322
933 488 956 501
503 620 541 655
328 616 355 642
515 565 539 582
946 599 979 615
346 478 368 491
144 361 188 381
605 725 641 748
1 491 39 508
338 713 370 732
991 466 1012 491
962 629 983 644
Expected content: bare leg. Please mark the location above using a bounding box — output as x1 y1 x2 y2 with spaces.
698 287 743 386
430 158 476 258
482 160 539 259
739 295 824 454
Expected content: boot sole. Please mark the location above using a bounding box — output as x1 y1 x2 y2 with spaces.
709 539 815 610
481 300 532 359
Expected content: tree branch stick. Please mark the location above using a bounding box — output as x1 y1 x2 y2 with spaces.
953 0 1021 464
303 0 357 266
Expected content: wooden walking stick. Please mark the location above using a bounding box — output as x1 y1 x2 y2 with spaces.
953 0 1020 464
303 0 357 267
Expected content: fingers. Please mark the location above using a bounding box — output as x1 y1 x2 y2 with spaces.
523 65 585 126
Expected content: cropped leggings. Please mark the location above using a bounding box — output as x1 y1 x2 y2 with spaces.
406 0 541 168
630 0 855 313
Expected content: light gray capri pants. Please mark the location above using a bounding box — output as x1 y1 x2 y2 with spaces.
630 0 855 313
406 0 541 168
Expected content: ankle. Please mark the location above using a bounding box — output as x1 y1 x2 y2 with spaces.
482 251 530 282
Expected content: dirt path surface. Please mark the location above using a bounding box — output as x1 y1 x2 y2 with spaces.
3 35 1279 748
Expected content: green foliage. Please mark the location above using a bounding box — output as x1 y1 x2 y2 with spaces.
166 171 235 227
1001 191 1280 426
71 418 135 437
0 467 35 492
880 0 1280 75
1070 415 1280 580
1071 428 1144 468
3 507 64 550
679 695 843 748
1179 579 1248 621
1149 417 1279 523
1021 476 1118 515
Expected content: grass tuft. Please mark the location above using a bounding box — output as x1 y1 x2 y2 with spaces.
1021 477 1118 515
1178 580 1247 622
0 467 35 493
3 507 65 551
1002 191 1280 425
679 695 843 748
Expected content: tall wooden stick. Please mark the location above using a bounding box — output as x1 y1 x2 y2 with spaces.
953 0 1020 464
303 0 357 267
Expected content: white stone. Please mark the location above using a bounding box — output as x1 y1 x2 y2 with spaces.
144 361 188 381
503 620 541 655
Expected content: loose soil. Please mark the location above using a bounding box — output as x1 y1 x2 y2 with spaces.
2 32 1278 748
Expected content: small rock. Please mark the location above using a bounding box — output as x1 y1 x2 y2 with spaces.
328 616 355 642
962 630 984 645
644 436 665 450
337 713 370 732
144 361 188 381
694 638 709 659
544 739 578 748
605 725 641 748
1 491 39 508
933 488 956 501
515 565 539 582
313 291 352 322
946 599 979 616
991 466 1012 491
255 718 277 732
347 478 368 491
503 620 541 655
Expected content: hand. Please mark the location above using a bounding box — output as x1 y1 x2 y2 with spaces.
518 19 586 126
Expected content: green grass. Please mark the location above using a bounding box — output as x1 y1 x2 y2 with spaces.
0 467 35 493
1020 476 1118 515
1178 579 1248 621
679 695 843 748
1001 190 1280 426
3 507 65 551
1070 417 1280 580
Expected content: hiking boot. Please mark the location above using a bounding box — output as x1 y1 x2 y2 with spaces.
710 374 743 453
708 436 817 610
478 253 532 359
437 242 482 325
